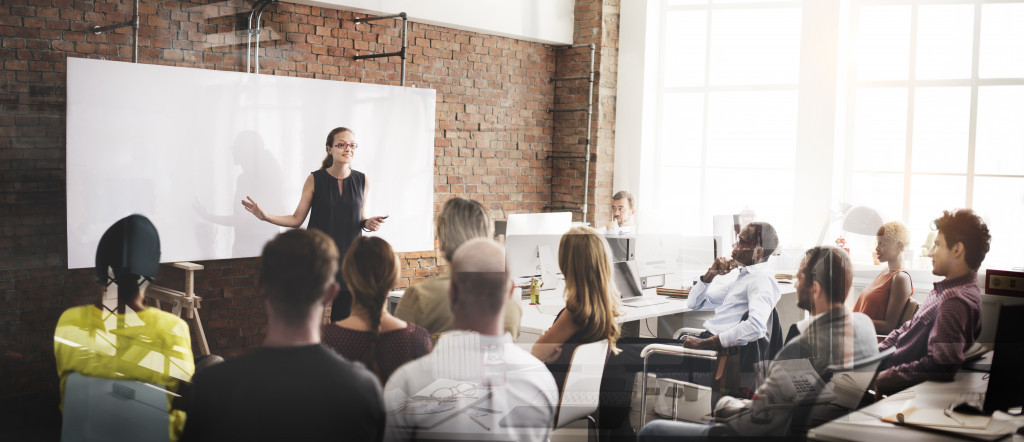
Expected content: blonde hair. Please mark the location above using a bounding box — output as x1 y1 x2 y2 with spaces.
558 225 621 355
877 221 910 252
436 197 493 262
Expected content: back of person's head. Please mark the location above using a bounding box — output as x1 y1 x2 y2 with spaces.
557 225 621 353
260 229 339 325
450 238 508 320
612 190 635 209
748 221 780 260
436 197 493 263
933 209 991 271
95 214 161 306
877 221 910 251
341 236 399 378
800 246 853 305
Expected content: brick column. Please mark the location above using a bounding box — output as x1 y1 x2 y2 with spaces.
550 0 619 227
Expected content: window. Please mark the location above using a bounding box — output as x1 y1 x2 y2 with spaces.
634 0 1023 269
844 1 1024 268
649 0 803 245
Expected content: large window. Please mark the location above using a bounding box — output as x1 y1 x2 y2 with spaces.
845 1 1024 268
651 0 803 245
639 0 1023 269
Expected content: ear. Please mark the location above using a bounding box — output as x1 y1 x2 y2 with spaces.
321 281 339 308
950 241 966 259
448 280 459 313
753 246 765 263
811 279 825 302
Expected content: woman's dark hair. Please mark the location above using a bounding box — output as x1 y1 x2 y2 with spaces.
321 127 353 169
933 209 991 271
340 236 399 380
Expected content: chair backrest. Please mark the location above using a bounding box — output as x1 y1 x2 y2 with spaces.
789 347 896 433
898 297 920 327
61 372 170 442
553 339 610 429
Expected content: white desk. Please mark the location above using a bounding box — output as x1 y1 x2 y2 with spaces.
808 369 1024 442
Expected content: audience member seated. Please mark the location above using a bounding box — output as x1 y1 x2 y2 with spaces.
531 225 622 393
599 190 637 235
853 221 914 335
681 221 783 390
639 246 878 440
322 236 432 384
597 222 783 441
395 197 522 341
54 214 195 441
875 209 990 395
384 239 557 442
181 229 385 441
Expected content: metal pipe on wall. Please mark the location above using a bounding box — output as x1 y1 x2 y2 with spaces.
247 0 276 74
91 0 140 63
546 44 596 222
352 12 408 86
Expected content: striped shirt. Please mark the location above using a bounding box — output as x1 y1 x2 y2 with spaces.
876 272 982 394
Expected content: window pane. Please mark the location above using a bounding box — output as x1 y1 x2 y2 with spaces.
669 0 707 5
907 174 967 244
660 93 705 166
856 6 912 81
654 166 703 234
848 172 904 223
973 177 1024 269
916 5 974 80
705 91 798 169
704 168 794 244
709 8 802 86
852 88 908 172
975 86 1024 176
911 87 970 174
980 3 1024 79
663 11 708 88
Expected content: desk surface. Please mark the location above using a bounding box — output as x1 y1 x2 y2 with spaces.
808 370 1024 442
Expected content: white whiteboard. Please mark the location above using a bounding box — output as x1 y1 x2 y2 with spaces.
66 58 436 269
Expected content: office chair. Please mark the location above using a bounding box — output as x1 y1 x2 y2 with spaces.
61 372 171 442
550 339 610 442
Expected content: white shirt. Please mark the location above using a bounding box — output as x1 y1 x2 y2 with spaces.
383 331 557 442
685 262 781 348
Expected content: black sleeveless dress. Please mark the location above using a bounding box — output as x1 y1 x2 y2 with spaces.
308 168 364 321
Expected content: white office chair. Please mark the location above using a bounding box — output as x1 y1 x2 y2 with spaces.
61 372 171 442
550 339 609 442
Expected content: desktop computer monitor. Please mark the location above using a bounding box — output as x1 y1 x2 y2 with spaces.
983 304 1024 413
504 212 572 279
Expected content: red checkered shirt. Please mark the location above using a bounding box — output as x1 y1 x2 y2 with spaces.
876 272 982 394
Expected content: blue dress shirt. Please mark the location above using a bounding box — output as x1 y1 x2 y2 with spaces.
685 262 781 348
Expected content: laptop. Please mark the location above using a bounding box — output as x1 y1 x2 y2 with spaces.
613 261 670 307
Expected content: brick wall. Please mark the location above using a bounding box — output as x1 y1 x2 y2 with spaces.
0 0 617 432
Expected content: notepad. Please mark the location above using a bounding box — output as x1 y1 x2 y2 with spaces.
882 405 992 429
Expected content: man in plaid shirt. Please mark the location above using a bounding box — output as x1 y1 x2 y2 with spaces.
875 209 991 395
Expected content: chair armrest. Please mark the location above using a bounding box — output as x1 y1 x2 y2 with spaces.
673 327 707 340
640 344 717 360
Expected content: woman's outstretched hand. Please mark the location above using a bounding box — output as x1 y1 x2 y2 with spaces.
241 196 267 221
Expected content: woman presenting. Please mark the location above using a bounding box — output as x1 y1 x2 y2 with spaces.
242 127 387 321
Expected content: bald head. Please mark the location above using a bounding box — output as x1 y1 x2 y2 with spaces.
450 238 510 319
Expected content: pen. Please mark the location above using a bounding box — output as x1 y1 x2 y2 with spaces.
468 414 491 431
944 408 965 426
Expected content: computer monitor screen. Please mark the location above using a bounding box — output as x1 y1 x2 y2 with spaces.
983 304 1024 413
504 213 572 278
612 261 642 299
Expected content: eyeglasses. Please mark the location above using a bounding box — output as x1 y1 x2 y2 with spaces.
332 142 358 150
735 235 759 247
430 383 477 403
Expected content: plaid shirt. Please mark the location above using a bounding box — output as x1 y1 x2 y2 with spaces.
876 272 982 394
